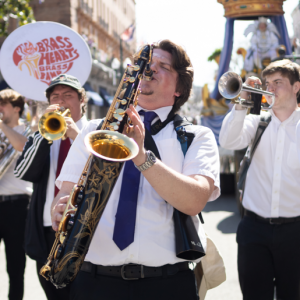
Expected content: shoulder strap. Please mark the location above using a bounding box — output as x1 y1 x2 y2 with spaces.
173 114 195 156
173 115 205 224
248 112 272 163
96 119 104 130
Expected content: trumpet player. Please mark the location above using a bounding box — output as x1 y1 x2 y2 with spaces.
219 60 300 300
14 74 88 300
0 89 32 300
52 40 220 300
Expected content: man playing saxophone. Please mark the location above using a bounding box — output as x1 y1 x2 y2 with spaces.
52 40 220 300
14 74 88 300
0 89 32 300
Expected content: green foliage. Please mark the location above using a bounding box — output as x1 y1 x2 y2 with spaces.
0 0 35 37
208 48 222 62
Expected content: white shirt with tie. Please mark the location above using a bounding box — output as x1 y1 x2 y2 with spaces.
56 105 220 266
220 106 300 219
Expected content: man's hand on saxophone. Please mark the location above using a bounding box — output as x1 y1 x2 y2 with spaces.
124 105 147 167
51 181 75 231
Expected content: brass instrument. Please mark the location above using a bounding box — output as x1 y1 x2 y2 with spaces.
38 107 70 142
0 113 30 180
40 44 153 288
218 71 275 115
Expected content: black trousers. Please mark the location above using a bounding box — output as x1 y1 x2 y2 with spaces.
36 226 71 300
0 196 29 300
70 268 199 300
237 215 300 300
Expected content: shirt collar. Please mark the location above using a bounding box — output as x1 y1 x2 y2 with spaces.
76 115 88 129
136 105 173 122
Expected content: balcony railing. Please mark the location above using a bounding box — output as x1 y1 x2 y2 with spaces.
99 17 109 31
79 0 93 17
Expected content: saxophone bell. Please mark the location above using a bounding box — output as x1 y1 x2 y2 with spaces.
85 130 139 162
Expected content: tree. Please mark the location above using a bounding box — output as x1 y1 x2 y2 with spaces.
0 0 35 37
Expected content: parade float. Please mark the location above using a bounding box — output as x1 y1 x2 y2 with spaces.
201 0 293 206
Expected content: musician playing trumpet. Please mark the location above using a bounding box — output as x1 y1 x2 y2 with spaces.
51 40 220 300
219 60 300 300
14 74 88 300
0 89 32 300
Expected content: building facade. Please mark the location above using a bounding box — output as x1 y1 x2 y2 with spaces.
29 0 137 119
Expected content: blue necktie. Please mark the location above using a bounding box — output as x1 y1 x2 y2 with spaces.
113 110 157 250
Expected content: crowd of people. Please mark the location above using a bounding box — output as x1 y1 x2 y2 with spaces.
0 39 300 300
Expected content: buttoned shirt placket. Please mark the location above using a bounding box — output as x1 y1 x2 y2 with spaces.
271 121 285 218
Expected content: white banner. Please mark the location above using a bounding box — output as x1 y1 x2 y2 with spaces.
0 22 92 101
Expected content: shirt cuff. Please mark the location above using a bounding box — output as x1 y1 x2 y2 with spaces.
56 174 79 190
184 169 220 202
230 105 247 121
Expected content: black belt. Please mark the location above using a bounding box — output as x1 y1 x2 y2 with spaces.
245 210 300 225
0 194 30 203
81 261 190 280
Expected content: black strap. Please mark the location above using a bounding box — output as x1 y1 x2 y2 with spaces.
144 128 161 159
96 119 104 130
151 110 177 135
249 112 272 164
238 112 272 198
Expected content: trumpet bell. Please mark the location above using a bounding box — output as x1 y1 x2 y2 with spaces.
84 130 139 162
218 71 243 99
38 110 68 141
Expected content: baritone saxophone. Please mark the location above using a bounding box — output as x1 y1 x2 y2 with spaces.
40 44 153 288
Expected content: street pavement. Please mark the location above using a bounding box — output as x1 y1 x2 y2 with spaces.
0 193 242 300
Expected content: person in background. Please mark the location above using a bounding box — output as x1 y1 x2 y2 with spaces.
219 60 300 300
0 89 32 300
14 74 88 300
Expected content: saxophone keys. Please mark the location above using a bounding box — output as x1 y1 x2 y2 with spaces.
59 232 66 244
54 244 64 259
117 98 127 105
109 122 119 131
133 65 140 71
114 108 126 115
113 114 123 121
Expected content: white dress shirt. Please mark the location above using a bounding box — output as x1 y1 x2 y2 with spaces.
56 106 220 266
220 105 300 218
43 116 88 226
0 123 32 196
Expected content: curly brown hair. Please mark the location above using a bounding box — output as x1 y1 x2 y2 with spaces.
0 89 25 117
45 85 88 115
134 40 194 113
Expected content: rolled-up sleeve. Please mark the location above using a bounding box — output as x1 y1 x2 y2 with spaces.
56 120 100 189
182 126 220 202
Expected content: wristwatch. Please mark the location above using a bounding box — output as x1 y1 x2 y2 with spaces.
135 150 157 172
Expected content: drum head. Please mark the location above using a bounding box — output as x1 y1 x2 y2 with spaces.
0 22 92 101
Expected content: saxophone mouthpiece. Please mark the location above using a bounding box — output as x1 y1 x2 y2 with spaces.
143 64 153 81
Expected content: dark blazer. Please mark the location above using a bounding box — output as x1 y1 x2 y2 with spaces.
15 131 51 263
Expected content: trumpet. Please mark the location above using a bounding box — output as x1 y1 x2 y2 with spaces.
218 72 275 114
38 107 70 143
